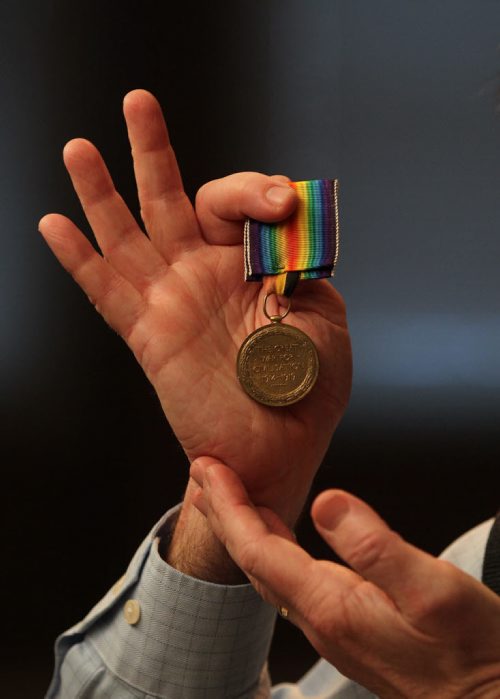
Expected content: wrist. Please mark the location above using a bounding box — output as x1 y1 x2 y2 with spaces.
163 479 248 584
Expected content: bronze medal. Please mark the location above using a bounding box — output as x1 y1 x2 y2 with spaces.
238 178 339 406
237 321 319 407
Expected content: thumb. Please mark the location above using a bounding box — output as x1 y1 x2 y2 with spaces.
311 489 444 615
195 172 297 245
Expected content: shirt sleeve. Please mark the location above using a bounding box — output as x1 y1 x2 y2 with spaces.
47 508 495 699
47 505 277 699
439 518 494 580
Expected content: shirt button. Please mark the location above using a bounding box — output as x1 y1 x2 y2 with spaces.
123 599 141 625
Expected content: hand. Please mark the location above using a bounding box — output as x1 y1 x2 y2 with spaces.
191 459 500 699
39 90 351 525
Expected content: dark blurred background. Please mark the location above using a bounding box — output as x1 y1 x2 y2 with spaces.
2 0 500 695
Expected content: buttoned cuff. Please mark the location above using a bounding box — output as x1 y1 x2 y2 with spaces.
87 508 277 698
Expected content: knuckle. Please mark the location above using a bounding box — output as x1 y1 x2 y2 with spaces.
239 174 262 203
348 529 400 573
195 173 262 216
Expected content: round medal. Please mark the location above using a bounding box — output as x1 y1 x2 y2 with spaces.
237 322 319 407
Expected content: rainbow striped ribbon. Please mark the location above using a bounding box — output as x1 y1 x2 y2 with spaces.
244 179 339 296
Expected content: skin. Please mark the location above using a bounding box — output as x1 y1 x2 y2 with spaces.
39 89 352 581
41 88 500 695
191 459 500 699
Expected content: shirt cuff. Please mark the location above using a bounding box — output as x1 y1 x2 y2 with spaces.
87 507 277 698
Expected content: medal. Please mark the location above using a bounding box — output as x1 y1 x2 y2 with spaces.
237 294 319 407
238 179 339 408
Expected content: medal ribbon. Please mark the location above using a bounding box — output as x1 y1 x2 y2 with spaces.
244 179 339 297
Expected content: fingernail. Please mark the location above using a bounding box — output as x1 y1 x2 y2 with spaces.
266 185 293 206
315 494 350 531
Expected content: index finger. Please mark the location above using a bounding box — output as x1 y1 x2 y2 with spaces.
194 461 356 624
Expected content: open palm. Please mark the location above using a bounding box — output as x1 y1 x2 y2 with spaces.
39 90 352 523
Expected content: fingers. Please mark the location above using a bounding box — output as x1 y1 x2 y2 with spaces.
190 460 315 607
38 214 143 338
190 459 416 672
195 172 297 245
190 457 296 544
123 90 202 260
189 459 362 641
311 490 452 618
63 138 168 292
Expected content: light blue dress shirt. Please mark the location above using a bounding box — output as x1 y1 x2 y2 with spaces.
46 508 493 698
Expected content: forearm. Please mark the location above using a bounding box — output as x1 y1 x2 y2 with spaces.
165 478 248 584
165 456 316 584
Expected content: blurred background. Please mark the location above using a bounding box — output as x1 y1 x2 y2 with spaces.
2 0 500 695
